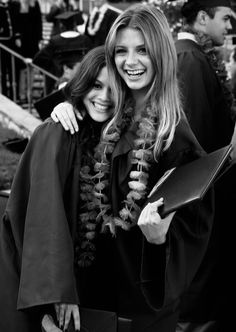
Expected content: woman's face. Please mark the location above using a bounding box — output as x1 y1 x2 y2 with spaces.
114 27 154 95
83 66 113 122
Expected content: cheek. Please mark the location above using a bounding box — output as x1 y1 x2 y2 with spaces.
83 94 92 111
115 57 123 73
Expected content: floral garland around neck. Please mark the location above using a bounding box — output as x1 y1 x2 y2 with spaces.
182 27 235 119
76 102 158 267
87 4 108 36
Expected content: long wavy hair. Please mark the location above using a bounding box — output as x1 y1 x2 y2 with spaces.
104 4 183 159
64 46 107 114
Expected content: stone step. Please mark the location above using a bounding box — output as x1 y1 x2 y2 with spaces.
0 94 42 138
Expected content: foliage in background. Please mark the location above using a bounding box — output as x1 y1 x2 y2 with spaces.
0 124 21 190
159 0 184 38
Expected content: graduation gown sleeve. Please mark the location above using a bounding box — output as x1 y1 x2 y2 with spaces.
2 120 80 311
176 40 234 152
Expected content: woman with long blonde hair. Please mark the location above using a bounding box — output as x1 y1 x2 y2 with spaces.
51 4 214 331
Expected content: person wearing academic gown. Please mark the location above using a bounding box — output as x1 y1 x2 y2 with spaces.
107 117 215 332
33 11 92 95
84 0 120 47
173 0 236 330
0 46 114 332
0 0 21 99
50 5 216 331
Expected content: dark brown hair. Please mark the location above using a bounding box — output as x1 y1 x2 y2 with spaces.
64 46 106 111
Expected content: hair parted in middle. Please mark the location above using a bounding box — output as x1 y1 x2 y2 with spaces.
104 4 183 158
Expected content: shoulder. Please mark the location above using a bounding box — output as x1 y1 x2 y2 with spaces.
30 118 76 150
176 39 208 65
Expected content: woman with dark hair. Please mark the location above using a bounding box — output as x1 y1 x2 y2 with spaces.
0 45 114 332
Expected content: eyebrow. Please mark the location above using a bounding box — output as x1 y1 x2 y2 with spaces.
115 43 146 48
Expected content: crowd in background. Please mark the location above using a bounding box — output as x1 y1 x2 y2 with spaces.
0 0 122 104
1 0 236 106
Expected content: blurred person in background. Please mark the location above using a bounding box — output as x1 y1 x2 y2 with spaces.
46 0 83 37
10 0 43 103
227 46 236 99
33 11 92 94
0 0 21 99
84 0 120 47
173 0 236 330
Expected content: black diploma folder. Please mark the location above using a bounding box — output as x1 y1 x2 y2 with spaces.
147 145 232 218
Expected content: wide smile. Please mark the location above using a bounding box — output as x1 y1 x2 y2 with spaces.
125 69 145 80
92 102 111 112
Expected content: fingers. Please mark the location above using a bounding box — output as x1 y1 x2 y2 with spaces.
42 314 62 332
54 303 60 322
72 306 80 331
59 304 66 329
138 198 164 226
149 198 164 211
60 110 76 134
50 102 79 134
55 304 80 332
51 111 59 123
63 305 80 332
64 306 71 331
74 109 83 121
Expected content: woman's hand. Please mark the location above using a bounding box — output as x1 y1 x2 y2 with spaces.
51 102 82 134
54 303 80 331
41 314 62 332
138 198 175 244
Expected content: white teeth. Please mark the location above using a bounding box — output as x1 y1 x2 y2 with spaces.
93 102 109 111
127 70 144 75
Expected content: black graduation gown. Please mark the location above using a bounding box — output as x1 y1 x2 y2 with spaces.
33 33 93 78
176 39 234 153
176 38 236 326
109 117 214 331
17 1 42 58
0 119 89 331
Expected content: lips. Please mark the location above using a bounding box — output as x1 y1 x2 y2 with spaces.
125 69 145 77
93 102 111 112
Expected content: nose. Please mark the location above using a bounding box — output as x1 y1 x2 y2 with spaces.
125 50 138 66
100 87 111 102
227 20 232 30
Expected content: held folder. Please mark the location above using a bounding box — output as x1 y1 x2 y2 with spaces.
147 145 233 218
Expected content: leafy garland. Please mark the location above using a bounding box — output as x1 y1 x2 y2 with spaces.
87 4 108 36
75 102 158 267
181 27 236 120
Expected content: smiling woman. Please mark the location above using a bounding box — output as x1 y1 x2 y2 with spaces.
0 46 117 332
114 27 154 95
49 4 215 332
82 66 113 123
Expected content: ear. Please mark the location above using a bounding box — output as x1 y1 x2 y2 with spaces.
196 10 210 27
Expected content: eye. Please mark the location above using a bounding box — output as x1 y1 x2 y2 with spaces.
93 81 102 89
138 47 147 55
115 47 126 55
